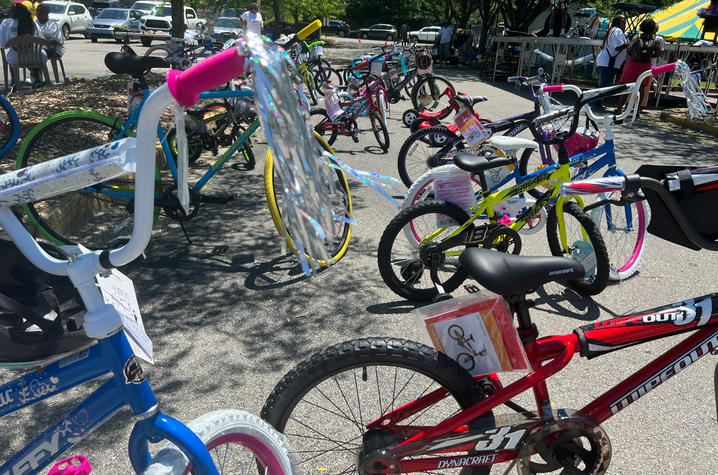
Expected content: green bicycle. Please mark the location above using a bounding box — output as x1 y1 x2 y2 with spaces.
378 101 614 302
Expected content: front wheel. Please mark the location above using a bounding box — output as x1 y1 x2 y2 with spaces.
260 337 491 474
143 409 295 474
144 45 177 80
303 71 318 105
378 199 472 302
518 147 555 200
589 193 648 281
369 108 389 151
62 24 70 40
411 75 456 111
546 200 610 295
309 108 338 145
397 124 464 187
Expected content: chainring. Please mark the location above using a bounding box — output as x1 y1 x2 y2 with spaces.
516 413 611 475
161 184 200 222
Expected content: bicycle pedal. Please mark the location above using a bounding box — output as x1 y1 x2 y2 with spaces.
199 192 237 204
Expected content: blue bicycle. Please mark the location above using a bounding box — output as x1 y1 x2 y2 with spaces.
0 43 299 474
0 93 20 159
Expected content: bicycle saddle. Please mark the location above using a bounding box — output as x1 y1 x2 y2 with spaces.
104 52 168 77
488 136 539 155
454 94 488 108
453 151 513 174
459 248 585 296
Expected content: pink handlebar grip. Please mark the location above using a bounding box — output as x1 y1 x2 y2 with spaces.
542 84 564 93
167 46 247 107
652 62 676 77
48 456 92 475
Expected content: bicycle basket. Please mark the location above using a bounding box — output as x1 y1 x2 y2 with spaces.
553 127 600 157
0 239 91 365
636 164 718 250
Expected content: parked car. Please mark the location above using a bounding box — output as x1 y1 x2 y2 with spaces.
409 26 441 43
43 1 93 39
138 5 206 46
323 19 349 37
358 24 397 41
129 0 163 15
211 16 242 45
85 7 142 42
219 9 238 18
89 0 123 17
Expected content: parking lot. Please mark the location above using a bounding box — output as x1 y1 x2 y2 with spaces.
2 33 718 474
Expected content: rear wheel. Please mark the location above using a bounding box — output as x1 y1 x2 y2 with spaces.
309 108 338 145
260 337 492 474
0 93 20 159
410 75 455 111
546 200 610 295
62 24 70 40
144 45 178 80
397 125 464 187
519 147 555 200
15 111 160 250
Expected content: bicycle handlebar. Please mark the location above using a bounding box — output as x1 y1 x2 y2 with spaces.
167 46 246 107
297 19 321 40
561 174 718 251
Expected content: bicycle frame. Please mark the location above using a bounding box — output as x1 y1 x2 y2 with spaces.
316 80 385 136
365 293 718 472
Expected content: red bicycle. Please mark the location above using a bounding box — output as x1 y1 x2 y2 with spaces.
311 75 390 151
261 107 718 473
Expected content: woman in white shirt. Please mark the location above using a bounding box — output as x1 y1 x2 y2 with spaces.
241 3 263 36
0 3 42 87
35 4 64 59
595 15 628 109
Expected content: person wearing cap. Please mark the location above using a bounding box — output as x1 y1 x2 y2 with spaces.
22 0 42 20
241 3 263 36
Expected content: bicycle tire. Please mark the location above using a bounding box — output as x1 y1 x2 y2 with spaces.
309 108 338 145
589 192 647 281
263 132 352 267
302 70 318 105
143 409 296 474
370 109 390 151
518 147 555 200
260 337 491 475
397 125 464 187
410 75 456 111
378 199 472 302
16 110 159 250
546 200 610 295
144 45 178 81
0 94 20 159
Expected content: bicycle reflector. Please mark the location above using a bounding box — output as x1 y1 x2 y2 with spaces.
417 51 432 72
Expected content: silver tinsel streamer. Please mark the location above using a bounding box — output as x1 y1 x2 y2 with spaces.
243 34 339 275
675 61 711 119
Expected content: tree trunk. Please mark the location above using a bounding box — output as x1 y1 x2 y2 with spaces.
171 0 185 40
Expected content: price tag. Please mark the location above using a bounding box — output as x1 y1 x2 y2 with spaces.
97 269 153 364
324 91 343 121
454 108 488 149
433 166 476 226
370 60 383 76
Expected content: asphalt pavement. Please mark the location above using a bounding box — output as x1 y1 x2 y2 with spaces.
1 35 717 474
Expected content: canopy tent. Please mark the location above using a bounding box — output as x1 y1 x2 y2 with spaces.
649 0 716 42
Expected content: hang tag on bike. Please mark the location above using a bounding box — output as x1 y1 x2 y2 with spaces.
324 90 343 121
171 105 190 215
97 269 154 364
454 108 488 149
432 165 477 226
413 294 529 375
316 45 323 56
370 60 383 76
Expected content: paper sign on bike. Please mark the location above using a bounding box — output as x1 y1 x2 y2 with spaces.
97 269 154 364
370 60 383 77
432 166 476 226
414 294 528 375
324 90 343 121
454 108 488 149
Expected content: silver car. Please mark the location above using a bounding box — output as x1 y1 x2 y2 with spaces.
86 8 144 42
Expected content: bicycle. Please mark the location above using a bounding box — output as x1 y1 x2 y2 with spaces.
0 38 332 475
0 93 20 159
260 162 718 474
15 51 257 251
448 324 488 371
143 28 217 80
311 75 390 151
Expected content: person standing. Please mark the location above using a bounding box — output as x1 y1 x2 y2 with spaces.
241 3 263 36
438 20 452 64
35 4 64 60
548 0 570 37
616 18 661 117
595 15 628 110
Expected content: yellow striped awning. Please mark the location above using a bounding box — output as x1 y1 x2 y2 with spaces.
648 0 716 42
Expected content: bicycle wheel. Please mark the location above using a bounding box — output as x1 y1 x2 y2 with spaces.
302 70 318 105
398 125 464 187
144 45 181 81
378 200 472 302
589 193 647 281
369 109 390 151
309 108 338 145
261 337 492 475
0 94 20 159
546 201 610 296
263 132 352 266
410 75 455 111
518 148 555 200
143 409 295 474
16 111 160 250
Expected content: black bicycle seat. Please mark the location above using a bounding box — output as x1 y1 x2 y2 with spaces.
454 94 488 108
453 152 513 174
459 248 585 296
104 52 168 77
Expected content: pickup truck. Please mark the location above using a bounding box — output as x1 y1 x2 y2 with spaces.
138 5 206 45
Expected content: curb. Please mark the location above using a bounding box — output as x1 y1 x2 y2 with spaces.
659 111 718 137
